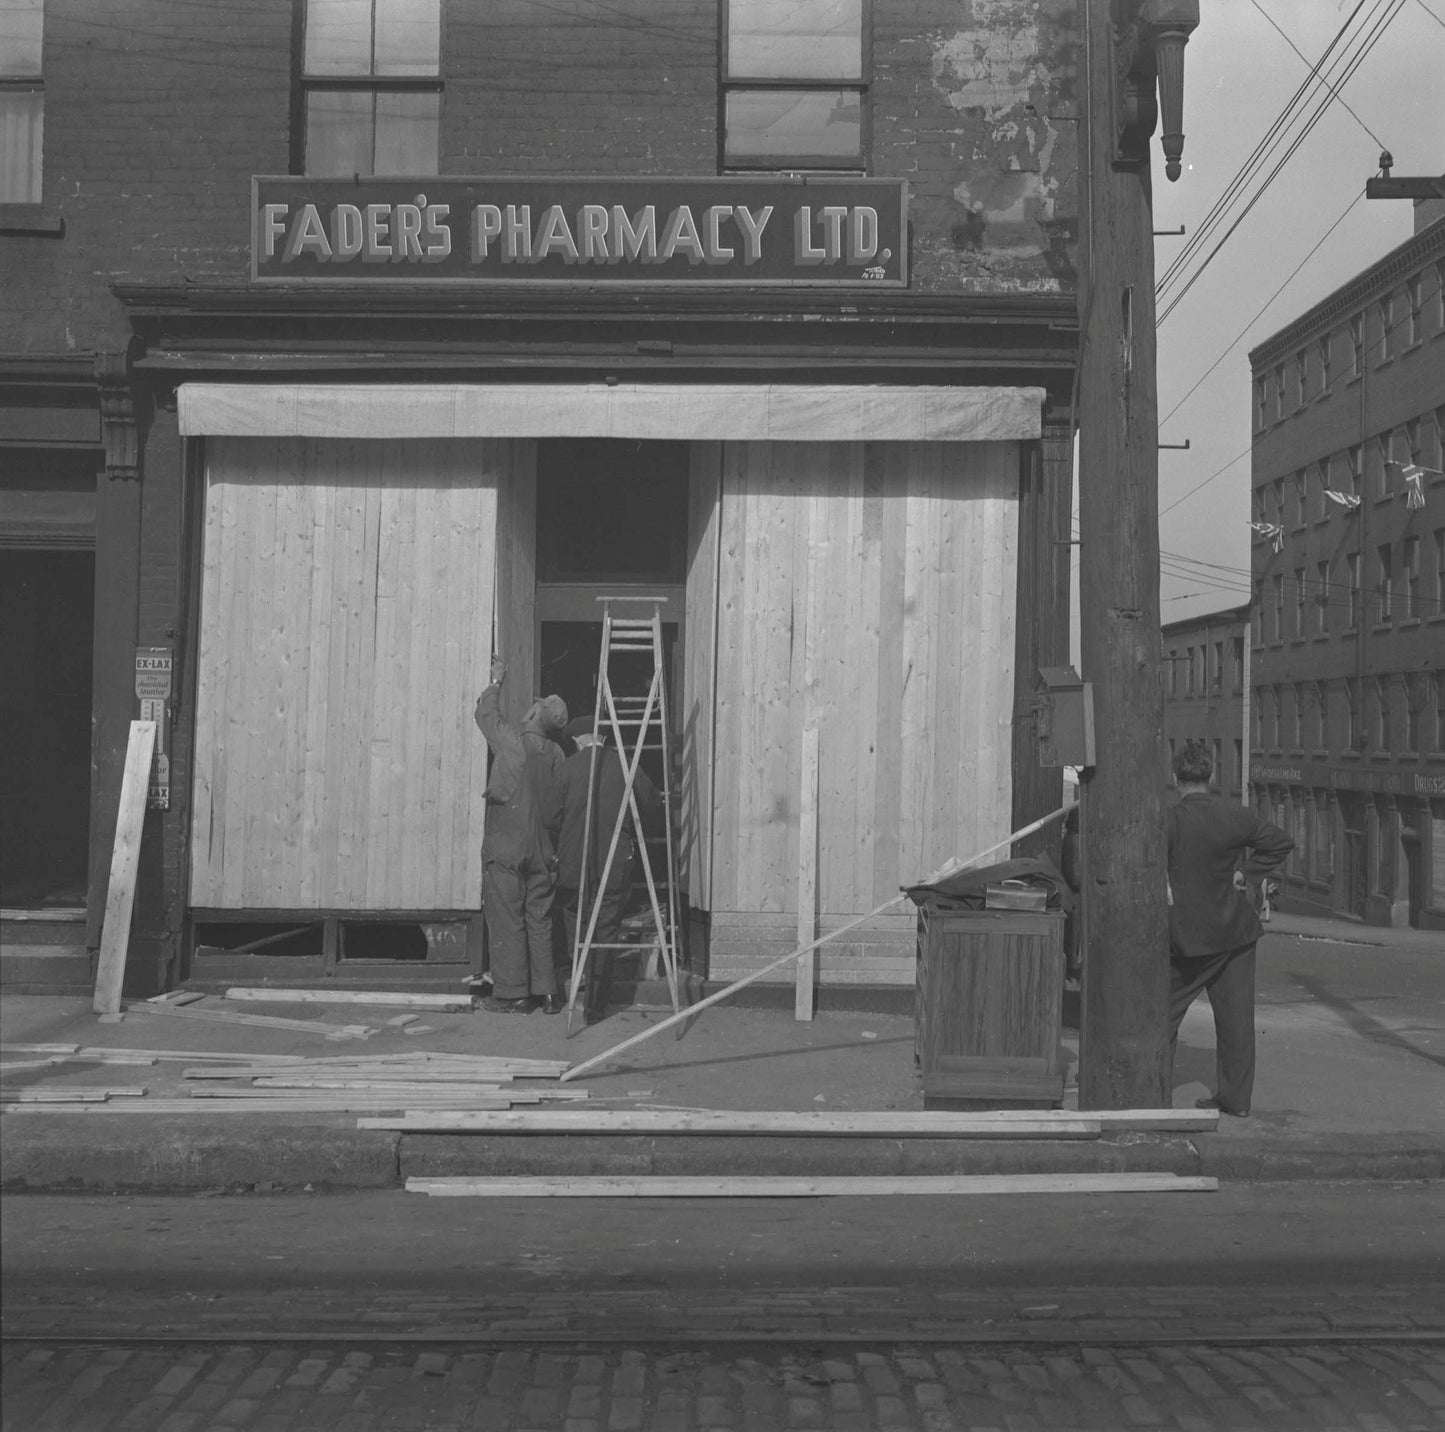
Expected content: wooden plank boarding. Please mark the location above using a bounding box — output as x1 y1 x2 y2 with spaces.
407 1174 1219 1198
795 724 819 1020
92 720 157 1016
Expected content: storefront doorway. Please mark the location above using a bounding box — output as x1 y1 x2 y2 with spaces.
0 548 94 909
534 438 689 790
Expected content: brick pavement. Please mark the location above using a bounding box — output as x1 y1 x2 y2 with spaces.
4 1336 1444 1431
6 1282 1445 1345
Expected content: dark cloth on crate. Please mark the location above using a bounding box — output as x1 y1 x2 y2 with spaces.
474 683 566 1002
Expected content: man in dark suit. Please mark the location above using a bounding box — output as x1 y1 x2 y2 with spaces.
1167 739 1293 1116
546 714 660 1024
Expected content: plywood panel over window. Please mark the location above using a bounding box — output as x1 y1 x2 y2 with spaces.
710 439 1017 921
191 437 498 911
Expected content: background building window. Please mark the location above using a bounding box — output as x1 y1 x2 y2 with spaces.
1273 364 1285 420
1377 295 1394 363
1377 543 1392 624
0 0 43 204
1404 536 1420 620
1294 567 1306 637
1347 552 1361 628
1315 559 1330 636
1232 636 1244 692
1317 335 1332 394
301 0 441 177
1406 673 1421 752
1348 443 1362 497
1349 314 1363 376
1271 574 1284 643
722 0 866 171
1407 275 1422 345
1315 680 1329 750
1293 350 1306 407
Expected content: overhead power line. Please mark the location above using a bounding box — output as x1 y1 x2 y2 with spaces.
1158 0 1405 325
1247 0 1390 149
1158 187 1365 431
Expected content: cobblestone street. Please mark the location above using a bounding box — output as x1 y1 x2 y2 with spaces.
5 1335 1445 1431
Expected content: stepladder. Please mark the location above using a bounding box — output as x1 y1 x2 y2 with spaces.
565 598 683 1033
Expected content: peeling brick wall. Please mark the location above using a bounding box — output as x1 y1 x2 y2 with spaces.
3 0 1078 356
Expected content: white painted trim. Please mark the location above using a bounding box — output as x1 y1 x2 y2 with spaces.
178 382 1044 443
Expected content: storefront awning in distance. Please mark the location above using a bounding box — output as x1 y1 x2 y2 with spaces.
177 383 1043 443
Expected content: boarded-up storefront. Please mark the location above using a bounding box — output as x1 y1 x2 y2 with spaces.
177 383 1037 983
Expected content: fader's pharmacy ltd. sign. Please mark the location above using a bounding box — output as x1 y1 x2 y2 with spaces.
252 176 906 286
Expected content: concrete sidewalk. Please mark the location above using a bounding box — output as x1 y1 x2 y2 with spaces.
2 914 1441 1192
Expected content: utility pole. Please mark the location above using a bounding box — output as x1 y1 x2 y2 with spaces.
1076 0 1198 1110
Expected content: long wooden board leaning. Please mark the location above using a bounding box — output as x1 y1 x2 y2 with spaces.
93 721 157 1016
561 804 1073 1082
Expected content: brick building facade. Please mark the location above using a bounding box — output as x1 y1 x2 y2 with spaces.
1161 604 1250 802
1247 210 1445 930
2 0 1083 995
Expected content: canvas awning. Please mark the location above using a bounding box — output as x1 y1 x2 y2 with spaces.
177 382 1044 443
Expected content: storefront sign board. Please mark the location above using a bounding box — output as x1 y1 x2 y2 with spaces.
1252 759 1445 798
252 176 907 286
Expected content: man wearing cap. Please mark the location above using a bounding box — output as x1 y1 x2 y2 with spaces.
546 714 661 1024
473 657 569 1014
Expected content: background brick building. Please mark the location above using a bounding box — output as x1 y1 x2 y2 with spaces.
1247 208 1445 930
1161 603 1250 802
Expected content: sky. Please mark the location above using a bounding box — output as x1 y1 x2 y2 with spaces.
1110 0 1444 630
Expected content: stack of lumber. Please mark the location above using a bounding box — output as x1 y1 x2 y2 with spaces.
174 1051 576 1112
3 1050 577 1116
1 1087 148 1104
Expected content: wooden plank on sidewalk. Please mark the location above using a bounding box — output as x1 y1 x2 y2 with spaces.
92 720 157 1016
361 1110 1105 1137
795 724 819 1022
223 988 470 1010
406 1173 1219 1197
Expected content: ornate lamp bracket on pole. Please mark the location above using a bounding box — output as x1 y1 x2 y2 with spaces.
1112 0 1199 182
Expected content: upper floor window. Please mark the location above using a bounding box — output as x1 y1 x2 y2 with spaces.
1349 314 1364 376
1377 295 1394 363
1407 275 1423 346
301 0 441 177
1376 542 1393 624
1232 636 1244 693
1272 364 1286 421
1294 349 1307 406
1317 335 1332 395
1404 535 1421 620
722 0 867 171
0 0 43 203
1253 376 1266 431
1315 559 1330 636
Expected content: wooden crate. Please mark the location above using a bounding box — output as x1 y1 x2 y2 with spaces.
915 907 1066 1108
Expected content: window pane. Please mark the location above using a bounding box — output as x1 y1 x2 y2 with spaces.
0 89 42 202
305 0 373 76
373 89 438 173
725 89 861 164
305 89 373 175
0 0 44 77
374 0 439 76
729 0 862 79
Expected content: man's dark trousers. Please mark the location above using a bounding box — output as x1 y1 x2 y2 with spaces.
1168 942 1256 1114
482 856 557 1003
558 860 631 1018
